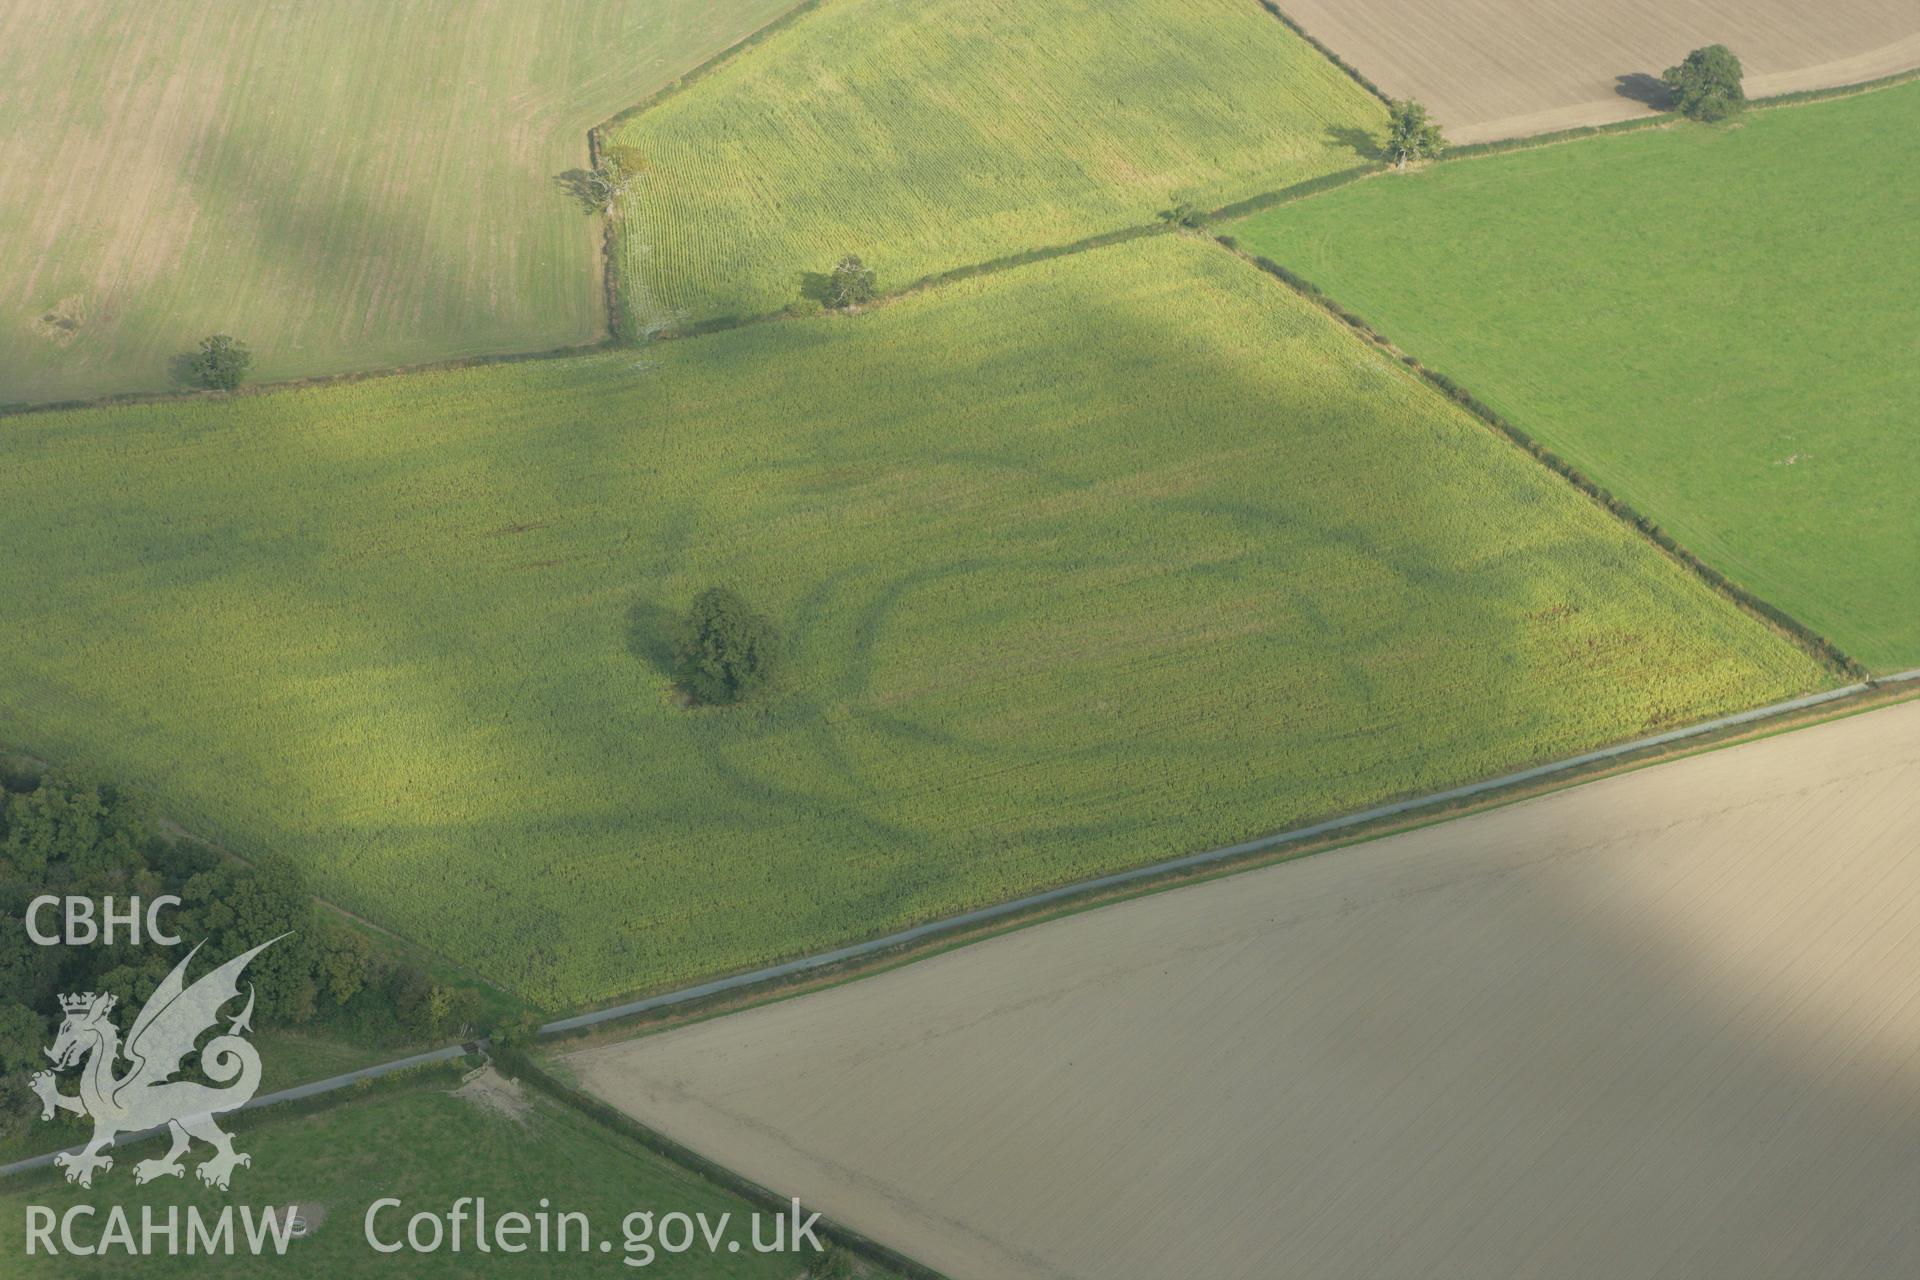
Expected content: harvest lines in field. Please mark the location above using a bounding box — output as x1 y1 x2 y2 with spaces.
604 0 1387 327
571 698 1920 1279
1268 0 1920 142
0 237 1828 1005
0 0 798 405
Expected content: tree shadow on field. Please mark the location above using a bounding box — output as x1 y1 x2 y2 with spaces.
1324 124 1382 162
177 109 475 367
796 271 834 305
1615 73 1672 108
553 169 606 216
165 351 204 388
626 598 679 672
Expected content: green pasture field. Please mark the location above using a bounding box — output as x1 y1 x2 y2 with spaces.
0 0 795 405
0 237 1829 1006
0 1077 814 1277
607 0 1385 327
0 1032 389 1170
1231 80 1920 671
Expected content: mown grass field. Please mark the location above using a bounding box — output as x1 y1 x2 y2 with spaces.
1231 81 1920 671
0 1077 815 1277
607 0 1386 327
0 238 1829 1005
0 0 794 405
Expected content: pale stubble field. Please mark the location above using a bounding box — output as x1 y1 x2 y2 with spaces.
1275 0 1920 140
573 698 1920 1279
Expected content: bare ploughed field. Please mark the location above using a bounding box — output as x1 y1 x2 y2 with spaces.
573 699 1920 1280
1276 0 1920 142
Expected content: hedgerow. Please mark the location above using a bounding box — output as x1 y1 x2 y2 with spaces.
1226 78 1919 669
606 0 1386 325
0 238 1828 1006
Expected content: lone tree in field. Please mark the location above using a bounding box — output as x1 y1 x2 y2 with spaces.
826 254 876 309
1384 99 1447 168
1662 45 1745 121
559 143 643 215
189 334 252 390
674 587 782 705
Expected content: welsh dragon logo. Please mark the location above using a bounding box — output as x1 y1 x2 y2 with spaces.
29 936 281 1190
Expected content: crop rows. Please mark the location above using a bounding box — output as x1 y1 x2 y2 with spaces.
0 0 792 404
608 0 1386 327
0 238 1826 1005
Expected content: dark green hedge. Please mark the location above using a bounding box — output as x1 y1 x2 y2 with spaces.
1253 3 1393 106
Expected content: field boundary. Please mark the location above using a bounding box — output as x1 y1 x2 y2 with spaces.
594 0 823 141
7 679 1915 1187
0 338 619 419
0 744 522 1008
8 74 1912 422
500 1049 949 1279
1205 67 1920 227
1206 162 1383 222
588 0 824 340
0 1 823 413
1214 237 1867 679
1 1046 949 1277
0 224 1176 420
1240 4 1920 152
536 679 1912 1039
583 122 622 347
1445 66 1920 161
1252 2 1393 105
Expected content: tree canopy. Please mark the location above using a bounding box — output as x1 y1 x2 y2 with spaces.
673 588 783 705
0 767 469 1136
1385 99 1446 167
559 143 644 215
1663 45 1745 122
189 333 252 390
827 254 877 309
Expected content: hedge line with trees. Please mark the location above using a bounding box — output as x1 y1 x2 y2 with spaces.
0 767 479 1138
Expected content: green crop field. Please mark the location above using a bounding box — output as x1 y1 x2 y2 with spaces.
0 0 794 405
0 1077 820 1277
0 237 1828 1006
1231 81 1920 672
607 0 1385 327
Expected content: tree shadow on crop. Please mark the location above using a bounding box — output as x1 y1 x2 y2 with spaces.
796 271 834 305
1324 124 1382 162
165 351 204 388
625 598 679 673
1614 73 1672 108
177 110 481 367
